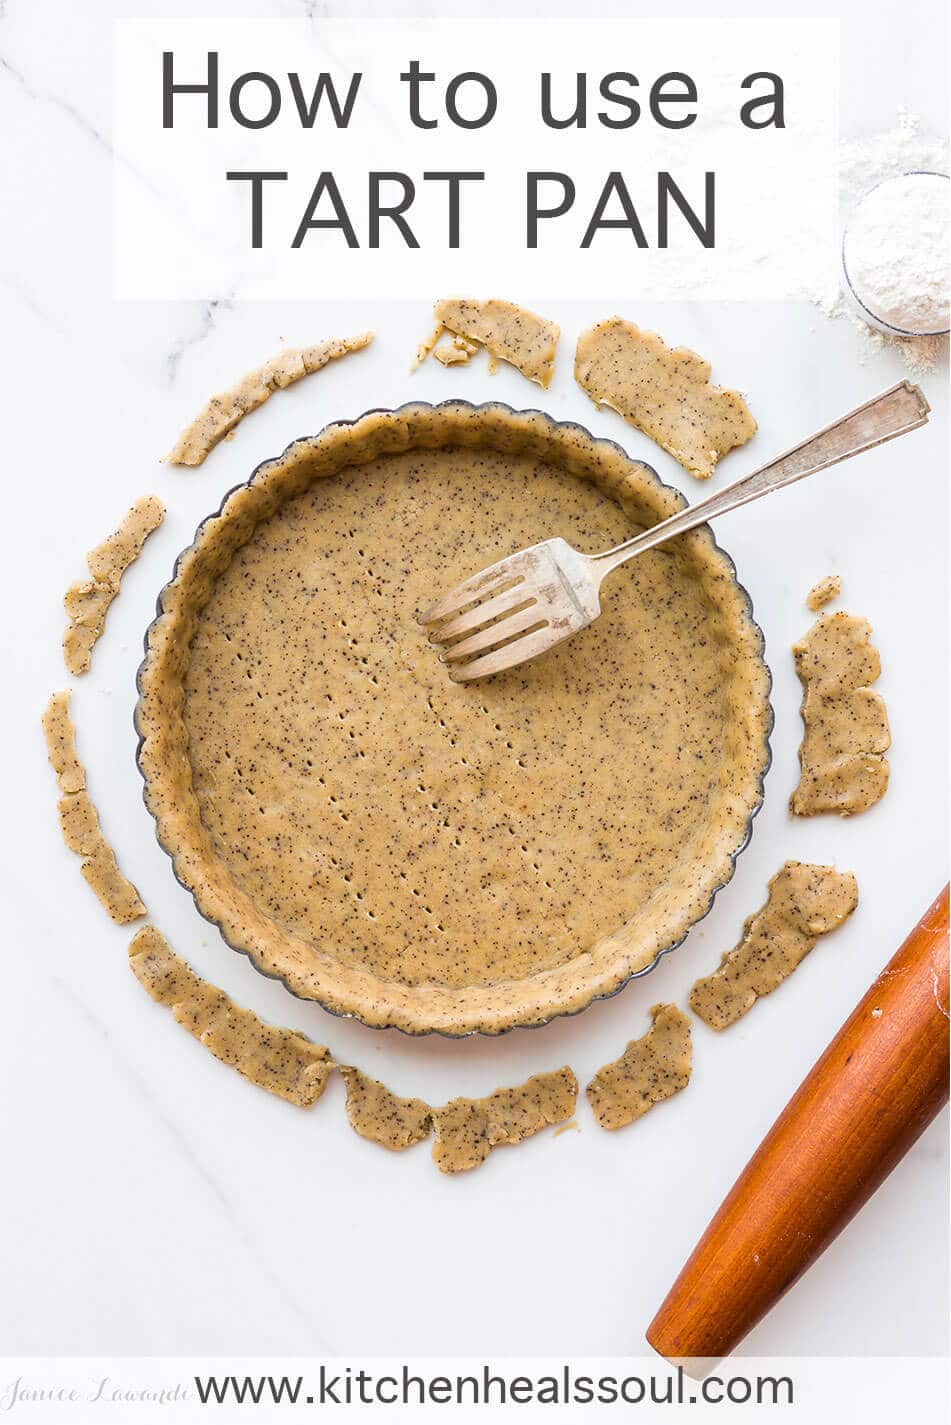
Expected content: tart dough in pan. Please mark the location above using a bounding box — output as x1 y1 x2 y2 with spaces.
136 403 771 1035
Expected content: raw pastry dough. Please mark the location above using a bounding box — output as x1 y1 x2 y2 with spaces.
43 690 146 924
63 496 164 674
339 1066 432 1151
415 299 559 387
574 318 756 479
689 861 859 1029
56 790 146 924
167 334 374 466
431 1067 577 1174
586 1003 692 1130
41 690 85 794
129 926 334 1106
806 574 841 611
791 612 890 816
136 405 771 1035
432 334 479 367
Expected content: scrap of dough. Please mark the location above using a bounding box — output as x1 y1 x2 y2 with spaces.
339 1066 432 1151
427 298 560 388
63 496 165 675
689 861 859 1030
167 333 375 467
44 691 145 924
791 611 890 816
431 1066 577 1174
574 318 756 479
806 574 841 611
56 790 146 924
42 690 86 794
129 926 334 1106
432 334 479 367
586 1003 692 1131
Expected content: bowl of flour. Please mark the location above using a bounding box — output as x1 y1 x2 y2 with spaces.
842 170 950 337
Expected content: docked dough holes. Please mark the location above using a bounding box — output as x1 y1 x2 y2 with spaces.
167 333 374 467
791 611 890 817
63 496 164 675
574 317 756 479
689 861 859 1030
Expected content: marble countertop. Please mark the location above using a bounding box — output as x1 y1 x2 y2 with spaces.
1 0 947 1361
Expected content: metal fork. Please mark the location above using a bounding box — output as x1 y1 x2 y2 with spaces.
418 381 929 681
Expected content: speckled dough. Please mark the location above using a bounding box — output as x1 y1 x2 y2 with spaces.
42 690 86 794
574 318 756 479
586 1003 692 1131
136 405 771 1036
431 1067 577 1174
63 496 164 674
129 927 334 1106
806 574 841 611
43 691 146 924
416 299 559 387
433 334 479 367
339 1066 432 1151
689 861 859 1030
167 334 374 467
791 612 890 816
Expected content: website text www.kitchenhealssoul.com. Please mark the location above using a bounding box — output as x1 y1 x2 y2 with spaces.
192 1363 794 1408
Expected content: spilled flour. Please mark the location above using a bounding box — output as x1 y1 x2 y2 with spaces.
813 111 949 374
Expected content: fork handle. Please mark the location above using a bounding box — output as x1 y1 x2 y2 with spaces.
593 381 930 575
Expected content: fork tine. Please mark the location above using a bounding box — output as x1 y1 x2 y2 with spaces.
442 604 548 662
450 625 564 681
430 585 537 645
417 553 525 626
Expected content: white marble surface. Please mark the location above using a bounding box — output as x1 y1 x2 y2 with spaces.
1 0 948 1361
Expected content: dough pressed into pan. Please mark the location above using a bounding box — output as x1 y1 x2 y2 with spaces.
136 405 771 1035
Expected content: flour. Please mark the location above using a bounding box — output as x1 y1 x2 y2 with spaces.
844 173 949 335
812 111 950 374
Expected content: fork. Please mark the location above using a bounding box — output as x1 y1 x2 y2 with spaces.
418 381 929 681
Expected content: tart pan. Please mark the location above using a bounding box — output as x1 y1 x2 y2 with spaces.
136 401 772 1036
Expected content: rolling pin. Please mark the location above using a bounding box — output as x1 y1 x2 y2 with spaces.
647 884 950 1365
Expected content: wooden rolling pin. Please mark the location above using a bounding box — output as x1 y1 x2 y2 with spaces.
647 884 950 1365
